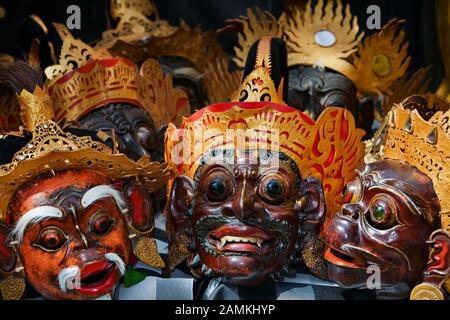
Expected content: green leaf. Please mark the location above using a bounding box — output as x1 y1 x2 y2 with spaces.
124 266 147 288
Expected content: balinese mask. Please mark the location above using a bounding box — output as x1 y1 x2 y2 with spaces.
287 66 358 119
164 37 365 285
45 24 190 162
322 101 450 299
0 83 170 300
230 1 413 135
95 0 240 108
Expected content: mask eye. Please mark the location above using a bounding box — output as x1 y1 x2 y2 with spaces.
35 227 68 252
367 195 397 229
206 179 230 202
259 175 287 205
90 212 115 235
321 91 352 108
341 179 362 203
204 169 233 203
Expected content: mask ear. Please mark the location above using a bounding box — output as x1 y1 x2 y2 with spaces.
295 177 325 228
163 175 195 277
166 175 195 223
120 178 165 269
295 177 327 280
0 223 26 300
122 178 154 233
411 229 450 300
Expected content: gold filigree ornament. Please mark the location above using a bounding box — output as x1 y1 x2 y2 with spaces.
232 36 285 104
0 85 173 222
232 8 283 69
233 0 410 99
165 103 365 217
110 0 157 21
96 0 240 105
0 276 26 300
132 237 165 268
410 282 445 300
45 24 189 128
382 103 450 232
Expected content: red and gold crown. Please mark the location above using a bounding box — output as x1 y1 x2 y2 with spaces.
0 85 173 222
165 102 365 216
382 101 450 232
45 24 190 128
232 0 410 98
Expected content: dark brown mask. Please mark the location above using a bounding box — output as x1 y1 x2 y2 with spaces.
322 159 441 298
166 150 325 285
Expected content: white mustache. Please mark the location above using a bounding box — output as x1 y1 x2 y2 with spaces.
57 253 126 294
105 253 126 276
58 266 80 293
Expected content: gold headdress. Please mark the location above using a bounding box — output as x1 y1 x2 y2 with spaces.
165 103 365 216
95 0 241 104
110 0 157 20
0 85 173 222
98 0 176 49
232 0 410 98
232 8 283 69
382 102 450 232
45 24 189 128
232 36 285 104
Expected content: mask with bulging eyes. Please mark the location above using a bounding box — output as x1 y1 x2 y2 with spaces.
322 159 441 298
166 149 326 285
78 103 163 162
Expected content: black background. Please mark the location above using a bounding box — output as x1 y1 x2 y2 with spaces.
0 0 445 88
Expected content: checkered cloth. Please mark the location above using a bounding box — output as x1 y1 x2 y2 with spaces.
26 213 377 300
141 213 378 300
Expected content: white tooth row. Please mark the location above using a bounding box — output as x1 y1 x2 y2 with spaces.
220 236 263 248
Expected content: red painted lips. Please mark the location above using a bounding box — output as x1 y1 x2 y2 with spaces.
73 261 118 297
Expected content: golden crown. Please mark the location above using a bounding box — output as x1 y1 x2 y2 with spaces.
383 101 450 232
96 0 241 105
0 85 173 222
45 24 190 128
232 36 285 104
165 103 365 216
232 0 410 98
110 0 157 20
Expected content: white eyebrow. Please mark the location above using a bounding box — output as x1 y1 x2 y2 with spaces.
10 206 64 245
81 185 127 213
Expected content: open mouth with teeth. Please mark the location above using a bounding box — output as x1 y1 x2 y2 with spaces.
73 261 118 297
208 224 278 255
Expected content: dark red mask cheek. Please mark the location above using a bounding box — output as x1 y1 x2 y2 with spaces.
0 224 16 273
125 180 154 232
